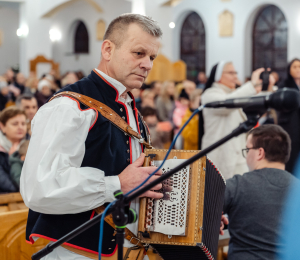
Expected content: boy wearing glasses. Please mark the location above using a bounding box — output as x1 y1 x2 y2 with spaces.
223 124 297 260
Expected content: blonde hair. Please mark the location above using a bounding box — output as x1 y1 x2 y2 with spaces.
141 89 154 100
160 81 175 101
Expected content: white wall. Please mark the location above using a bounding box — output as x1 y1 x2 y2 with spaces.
51 0 131 76
170 0 300 82
5 0 300 80
0 4 20 75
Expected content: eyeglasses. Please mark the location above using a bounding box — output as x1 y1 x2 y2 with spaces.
223 71 238 75
242 147 259 158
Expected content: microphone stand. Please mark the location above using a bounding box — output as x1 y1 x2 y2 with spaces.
32 112 260 260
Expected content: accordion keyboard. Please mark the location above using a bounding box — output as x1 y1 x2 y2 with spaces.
146 159 190 236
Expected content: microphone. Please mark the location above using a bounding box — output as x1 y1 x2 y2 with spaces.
204 88 300 112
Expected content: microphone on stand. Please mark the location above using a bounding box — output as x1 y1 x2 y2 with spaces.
204 88 300 112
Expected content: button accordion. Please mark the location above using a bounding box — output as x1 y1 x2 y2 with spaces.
139 149 226 260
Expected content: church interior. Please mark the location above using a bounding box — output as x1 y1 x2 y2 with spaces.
0 0 300 259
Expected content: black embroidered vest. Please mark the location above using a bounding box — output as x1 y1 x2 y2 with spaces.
25 70 148 256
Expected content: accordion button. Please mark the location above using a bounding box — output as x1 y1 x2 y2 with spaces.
141 130 143 133
126 141 129 144
127 149 130 153
122 116 126 120
108 248 112 250
127 158 130 162
120 108 123 112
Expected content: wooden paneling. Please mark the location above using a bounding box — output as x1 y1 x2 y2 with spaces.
145 54 187 84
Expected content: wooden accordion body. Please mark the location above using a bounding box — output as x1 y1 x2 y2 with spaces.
138 149 226 260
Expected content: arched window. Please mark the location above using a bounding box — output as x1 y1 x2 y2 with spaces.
180 12 206 82
74 21 89 53
253 5 287 78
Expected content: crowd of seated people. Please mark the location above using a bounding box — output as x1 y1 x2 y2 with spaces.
0 60 300 259
0 69 84 193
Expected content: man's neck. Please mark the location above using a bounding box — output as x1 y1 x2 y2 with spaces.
255 161 285 171
97 62 129 94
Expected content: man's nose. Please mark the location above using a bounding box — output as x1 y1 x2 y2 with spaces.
140 56 152 71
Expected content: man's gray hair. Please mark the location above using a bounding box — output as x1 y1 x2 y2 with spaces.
103 13 163 48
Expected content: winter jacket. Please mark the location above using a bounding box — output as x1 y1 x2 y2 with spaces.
181 109 199 150
9 151 23 188
0 151 17 192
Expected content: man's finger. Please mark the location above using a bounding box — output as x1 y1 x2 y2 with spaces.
143 191 164 199
148 183 162 191
132 153 145 167
143 167 163 175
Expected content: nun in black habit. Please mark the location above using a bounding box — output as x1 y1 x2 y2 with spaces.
278 58 300 174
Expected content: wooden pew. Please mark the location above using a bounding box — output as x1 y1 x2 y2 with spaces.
0 209 48 260
0 192 27 213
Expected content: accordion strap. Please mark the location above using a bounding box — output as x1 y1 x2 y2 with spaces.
94 206 144 248
49 91 153 149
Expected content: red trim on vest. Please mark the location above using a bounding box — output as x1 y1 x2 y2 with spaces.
93 69 134 163
28 233 117 256
90 210 95 219
134 108 144 152
62 96 98 131
26 239 33 245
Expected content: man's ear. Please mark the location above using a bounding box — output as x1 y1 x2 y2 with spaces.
101 40 115 61
257 147 265 161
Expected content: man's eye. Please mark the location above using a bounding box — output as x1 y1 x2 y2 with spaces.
136 52 142 55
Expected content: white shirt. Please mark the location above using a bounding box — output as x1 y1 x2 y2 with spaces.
20 69 145 259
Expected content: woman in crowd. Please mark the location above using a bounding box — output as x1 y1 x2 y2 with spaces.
201 61 267 179
35 78 55 108
278 58 300 174
141 89 156 109
0 106 27 192
156 81 176 122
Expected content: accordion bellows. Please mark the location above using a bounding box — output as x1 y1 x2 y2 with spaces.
138 149 226 260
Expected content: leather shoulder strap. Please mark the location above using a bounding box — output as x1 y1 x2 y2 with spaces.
49 91 153 149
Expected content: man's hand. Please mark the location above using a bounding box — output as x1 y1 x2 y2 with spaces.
268 73 276 92
251 68 265 93
220 215 229 235
118 153 164 199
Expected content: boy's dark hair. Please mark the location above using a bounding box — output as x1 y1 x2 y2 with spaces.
179 89 189 100
16 93 36 106
140 106 157 118
247 124 291 164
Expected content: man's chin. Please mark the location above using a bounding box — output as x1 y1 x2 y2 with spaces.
127 80 144 90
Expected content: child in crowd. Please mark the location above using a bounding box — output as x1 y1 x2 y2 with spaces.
181 89 203 150
141 107 171 149
173 89 190 148
9 140 29 188
141 89 156 108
